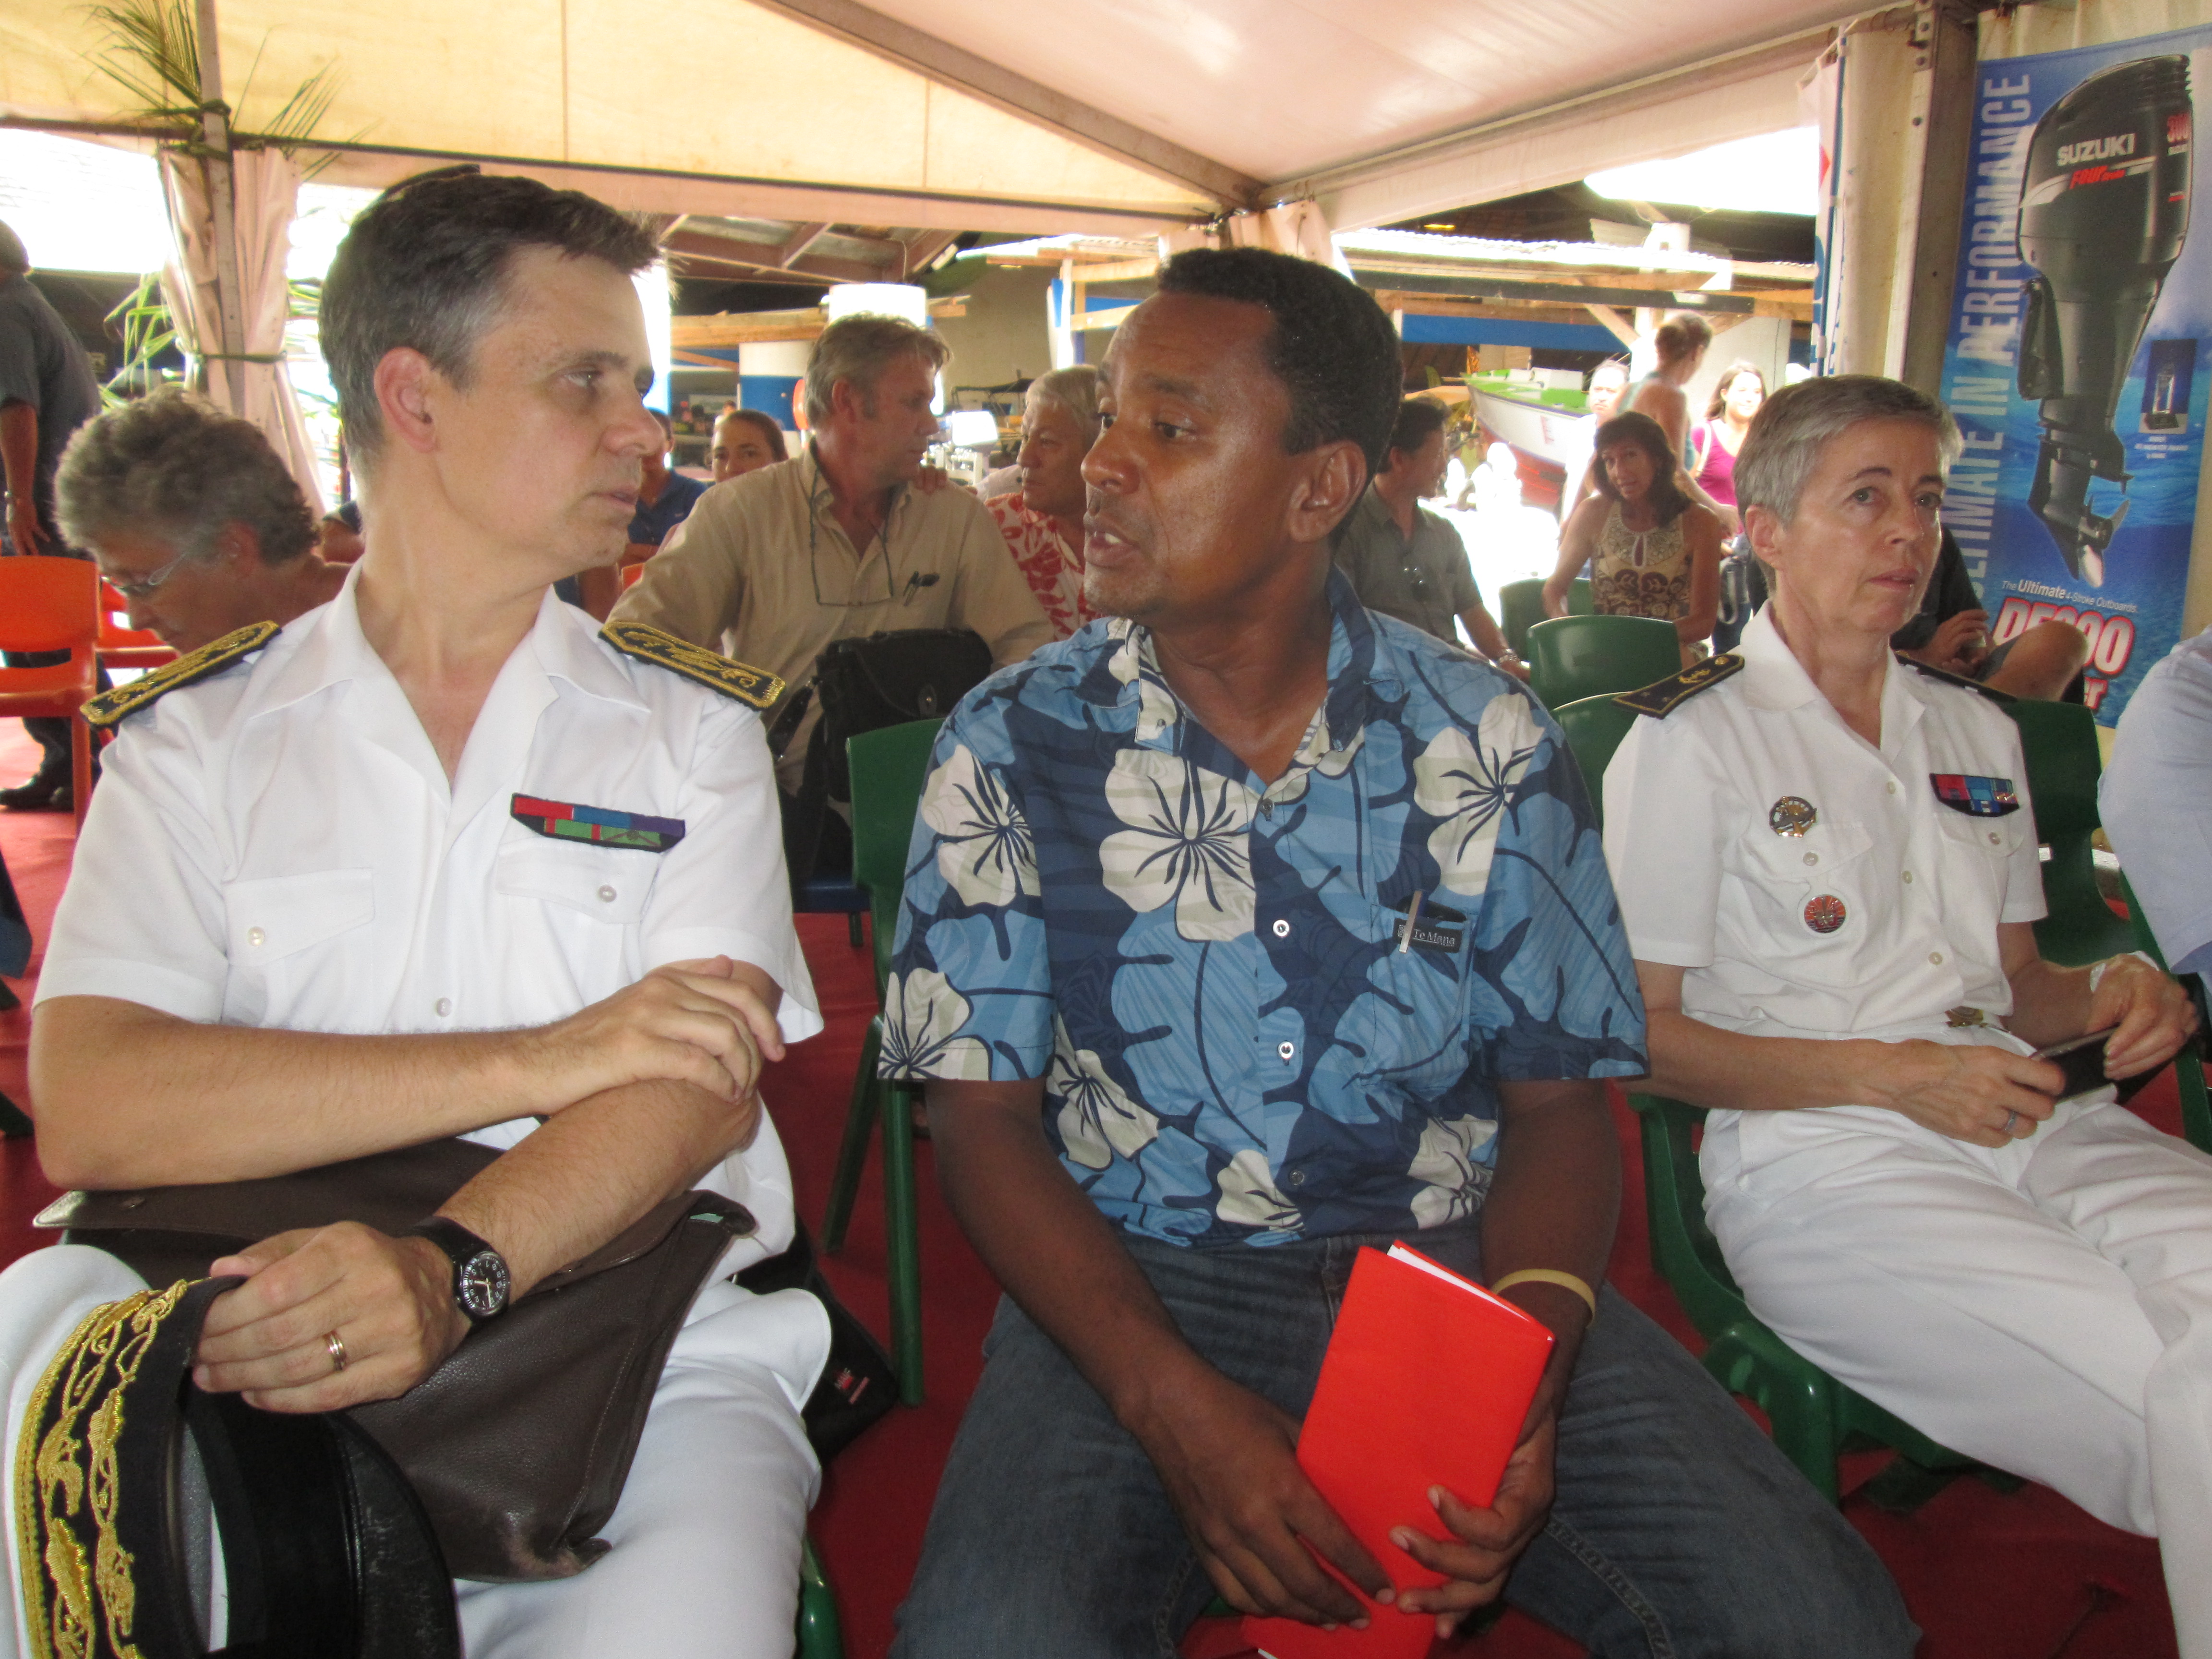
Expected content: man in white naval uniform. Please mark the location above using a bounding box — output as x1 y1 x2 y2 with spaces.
1603 374 2212 1654
14 169 830 1657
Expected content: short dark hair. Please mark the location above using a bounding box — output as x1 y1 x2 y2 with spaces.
56 391 317 566
321 168 658 465
1154 247 1401 479
1383 397 1449 469
1590 411 1691 524
0 221 26 276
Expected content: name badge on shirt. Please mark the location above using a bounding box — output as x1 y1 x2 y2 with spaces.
1389 892 1466 953
1929 774 2020 817
511 794 687 853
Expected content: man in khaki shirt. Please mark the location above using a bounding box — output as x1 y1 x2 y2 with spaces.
612 315 1051 802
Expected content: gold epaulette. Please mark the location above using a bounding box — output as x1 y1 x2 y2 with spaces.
1897 652 2016 703
600 621 784 711
81 621 279 729
1611 652 1743 718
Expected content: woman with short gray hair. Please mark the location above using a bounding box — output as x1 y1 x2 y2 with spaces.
1604 373 2212 1646
986 365 1103 638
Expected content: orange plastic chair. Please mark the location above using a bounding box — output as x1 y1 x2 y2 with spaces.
96 580 175 671
620 563 646 591
0 558 99 826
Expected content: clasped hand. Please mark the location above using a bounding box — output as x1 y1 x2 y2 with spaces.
1146 1363 1560 1639
531 954 784 1120
1885 961 2195 1148
196 1223 464 1413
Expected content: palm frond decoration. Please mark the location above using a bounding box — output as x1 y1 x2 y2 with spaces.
80 0 347 163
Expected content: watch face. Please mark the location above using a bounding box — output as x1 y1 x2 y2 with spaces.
457 1249 510 1319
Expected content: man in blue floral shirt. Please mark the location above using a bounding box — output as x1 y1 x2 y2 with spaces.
883 248 1911 1658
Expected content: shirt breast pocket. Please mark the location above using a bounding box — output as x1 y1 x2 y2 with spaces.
493 840 652 924
1731 820 1878 984
1353 895 1478 1088
1934 808 2028 913
223 869 375 1023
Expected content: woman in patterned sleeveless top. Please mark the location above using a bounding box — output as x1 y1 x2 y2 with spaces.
1542 410 1726 667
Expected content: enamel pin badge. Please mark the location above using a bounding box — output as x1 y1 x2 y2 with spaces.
1768 796 1818 836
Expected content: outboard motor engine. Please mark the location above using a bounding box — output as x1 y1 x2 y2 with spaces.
2016 55 2191 585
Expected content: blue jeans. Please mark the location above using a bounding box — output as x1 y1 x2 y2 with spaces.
892 1219 1915 1658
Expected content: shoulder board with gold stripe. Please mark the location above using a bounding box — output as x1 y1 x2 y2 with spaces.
1897 652 2015 703
599 621 784 711
82 621 280 730
1611 651 1744 718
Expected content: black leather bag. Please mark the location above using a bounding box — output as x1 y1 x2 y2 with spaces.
779 627 992 886
41 1138 753 1583
812 627 991 800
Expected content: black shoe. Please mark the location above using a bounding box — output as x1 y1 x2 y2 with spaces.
0 773 64 810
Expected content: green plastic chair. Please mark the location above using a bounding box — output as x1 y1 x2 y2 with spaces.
1525 614 1682 709
819 716 944 1406
1627 1093 1979 1503
799 1536 844 1659
2001 700 2136 967
1497 577 1591 655
2117 871 2212 1154
1550 694 1640 828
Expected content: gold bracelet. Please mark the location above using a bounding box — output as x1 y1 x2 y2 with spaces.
1491 1269 1599 1323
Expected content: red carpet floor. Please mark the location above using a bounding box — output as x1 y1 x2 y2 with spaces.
0 721 2182 1658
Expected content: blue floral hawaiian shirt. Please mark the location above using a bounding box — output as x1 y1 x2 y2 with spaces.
881 571 1647 1247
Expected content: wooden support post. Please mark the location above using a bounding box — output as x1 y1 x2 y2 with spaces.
192 0 248 415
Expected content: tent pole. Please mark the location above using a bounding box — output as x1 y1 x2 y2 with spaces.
193 0 249 413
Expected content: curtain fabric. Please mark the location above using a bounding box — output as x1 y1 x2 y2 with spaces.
159 146 325 516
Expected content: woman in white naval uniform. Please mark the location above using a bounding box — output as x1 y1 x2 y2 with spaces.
1603 376 2212 1653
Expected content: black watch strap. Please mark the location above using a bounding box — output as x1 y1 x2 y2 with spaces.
404 1216 511 1323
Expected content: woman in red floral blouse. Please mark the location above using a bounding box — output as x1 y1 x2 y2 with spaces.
986 365 1101 639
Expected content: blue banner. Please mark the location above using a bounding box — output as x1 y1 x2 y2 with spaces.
1940 28 2207 721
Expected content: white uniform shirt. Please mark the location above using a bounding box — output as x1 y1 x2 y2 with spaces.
38 571 821 1260
1603 606 2046 1044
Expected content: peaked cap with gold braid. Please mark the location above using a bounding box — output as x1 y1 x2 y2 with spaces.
81 623 280 731
1611 652 1745 718
599 622 783 710
14 1275 457 1657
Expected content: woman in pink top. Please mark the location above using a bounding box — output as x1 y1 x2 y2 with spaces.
1691 361 1765 508
986 366 1101 639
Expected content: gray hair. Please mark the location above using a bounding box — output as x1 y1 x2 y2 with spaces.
1026 365 1102 440
1735 374 1962 528
56 392 318 567
804 314 950 426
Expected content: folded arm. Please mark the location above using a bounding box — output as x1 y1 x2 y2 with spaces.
32 957 783 1189
926 1075 1391 1629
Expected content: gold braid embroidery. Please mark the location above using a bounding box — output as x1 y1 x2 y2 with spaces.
15 1282 188 1659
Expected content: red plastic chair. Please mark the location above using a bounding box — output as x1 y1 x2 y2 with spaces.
97 579 175 671
0 558 100 826
619 562 646 591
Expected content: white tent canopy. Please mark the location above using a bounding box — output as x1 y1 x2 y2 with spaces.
3 0 1868 234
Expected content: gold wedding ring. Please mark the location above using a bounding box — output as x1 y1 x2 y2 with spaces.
325 1330 348 1374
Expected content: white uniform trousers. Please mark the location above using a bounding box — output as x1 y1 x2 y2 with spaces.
0 1245 829 1659
1703 1087 2212 1657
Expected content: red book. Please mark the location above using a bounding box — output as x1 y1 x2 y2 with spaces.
1241 1244 1556 1659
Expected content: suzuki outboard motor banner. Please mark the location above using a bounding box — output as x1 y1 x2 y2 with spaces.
1939 26 2211 724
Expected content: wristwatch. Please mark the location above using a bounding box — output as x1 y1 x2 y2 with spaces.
405 1216 512 1323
